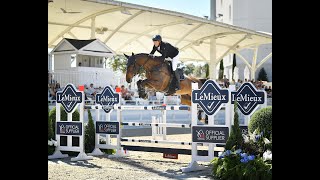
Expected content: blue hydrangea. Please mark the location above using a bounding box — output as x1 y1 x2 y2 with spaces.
248 155 255 161
225 150 231 156
240 158 248 163
241 153 247 158
255 134 261 141
235 149 242 154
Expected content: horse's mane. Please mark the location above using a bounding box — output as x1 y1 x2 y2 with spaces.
135 53 164 61
135 53 149 57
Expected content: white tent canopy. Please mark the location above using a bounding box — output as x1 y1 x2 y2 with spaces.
49 0 272 79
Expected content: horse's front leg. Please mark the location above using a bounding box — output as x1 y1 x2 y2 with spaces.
137 79 159 99
137 79 148 99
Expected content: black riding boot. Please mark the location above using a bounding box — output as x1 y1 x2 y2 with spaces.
174 70 181 90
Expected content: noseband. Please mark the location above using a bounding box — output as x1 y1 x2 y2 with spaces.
127 55 150 76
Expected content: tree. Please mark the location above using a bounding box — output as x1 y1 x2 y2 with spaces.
184 63 195 75
107 55 127 74
194 65 203 78
85 109 96 153
48 103 53 140
257 67 268 81
218 59 224 80
204 63 209 78
232 54 237 80
225 101 243 150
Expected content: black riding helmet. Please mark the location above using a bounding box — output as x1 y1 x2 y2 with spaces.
152 34 162 41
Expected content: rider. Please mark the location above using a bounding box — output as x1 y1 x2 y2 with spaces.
149 35 181 90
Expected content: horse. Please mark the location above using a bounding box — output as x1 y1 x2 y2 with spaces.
124 53 206 106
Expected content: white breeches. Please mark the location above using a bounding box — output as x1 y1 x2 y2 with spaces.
168 53 180 71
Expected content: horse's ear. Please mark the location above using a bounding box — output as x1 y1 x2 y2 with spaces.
132 52 135 56
124 54 129 59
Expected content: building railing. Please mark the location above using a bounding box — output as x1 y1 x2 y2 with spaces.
49 70 116 88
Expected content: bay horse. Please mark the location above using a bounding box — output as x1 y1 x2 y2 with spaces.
124 53 206 106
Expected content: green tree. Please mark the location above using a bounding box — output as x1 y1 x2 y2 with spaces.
218 59 224 80
225 101 243 150
194 65 203 78
257 67 268 81
85 109 96 153
48 103 53 140
232 54 237 80
204 63 209 78
184 63 195 75
107 55 127 74
48 103 55 155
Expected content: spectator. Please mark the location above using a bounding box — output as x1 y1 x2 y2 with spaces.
231 79 235 85
88 83 97 96
121 85 131 100
48 84 56 100
84 84 96 100
225 79 230 88
83 84 92 100
267 86 272 98
55 83 62 92
244 78 248 82
223 75 227 86
235 79 241 90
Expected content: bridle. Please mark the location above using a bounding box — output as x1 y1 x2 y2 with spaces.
127 55 151 76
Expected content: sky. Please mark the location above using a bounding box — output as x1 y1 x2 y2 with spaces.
116 0 211 18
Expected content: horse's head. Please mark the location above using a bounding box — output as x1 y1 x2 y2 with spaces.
124 52 139 83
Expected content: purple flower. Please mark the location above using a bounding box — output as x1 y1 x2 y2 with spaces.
248 155 255 161
219 155 224 159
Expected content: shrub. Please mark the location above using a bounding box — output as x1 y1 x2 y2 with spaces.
48 103 55 155
85 109 95 153
48 103 53 140
225 101 243 150
249 106 272 139
211 150 272 180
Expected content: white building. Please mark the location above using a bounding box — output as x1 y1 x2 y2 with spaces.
213 0 272 81
49 38 118 88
